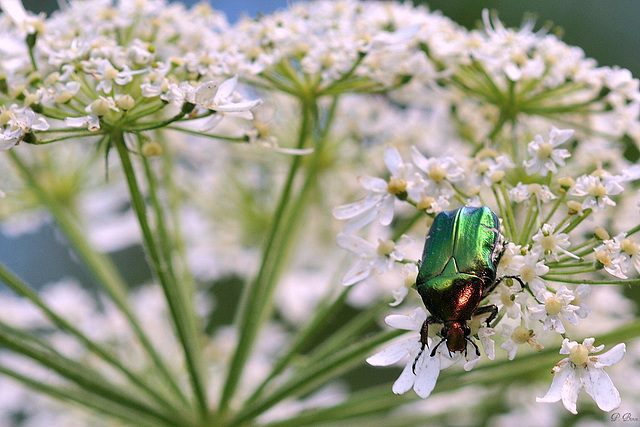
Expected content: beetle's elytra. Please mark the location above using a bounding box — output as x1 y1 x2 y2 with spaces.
416 206 506 357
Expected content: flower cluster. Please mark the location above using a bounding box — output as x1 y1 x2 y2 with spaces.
335 125 639 414
0 0 639 425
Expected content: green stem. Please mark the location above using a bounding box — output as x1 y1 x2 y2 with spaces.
228 330 403 426
113 131 208 418
0 327 182 425
0 364 169 427
7 150 188 405
542 276 640 285
0 264 190 417
218 99 315 414
246 286 352 404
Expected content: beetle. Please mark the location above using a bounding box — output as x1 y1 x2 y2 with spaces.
415 206 520 361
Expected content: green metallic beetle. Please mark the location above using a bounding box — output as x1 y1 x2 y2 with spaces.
416 206 517 359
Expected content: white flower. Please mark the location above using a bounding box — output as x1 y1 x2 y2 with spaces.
477 154 514 186
537 338 625 414
510 251 550 301
529 286 580 334
366 307 479 399
531 223 577 262
508 182 556 204
488 279 529 320
366 308 440 398
523 127 573 175
0 105 50 150
191 76 262 113
390 263 418 307
333 146 420 233
411 147 464 197
594 234 629 279
570 174 624 211
336 233 413 286
162 76 262 130
500 324 543 360
615 233 640 276
572 284 591 319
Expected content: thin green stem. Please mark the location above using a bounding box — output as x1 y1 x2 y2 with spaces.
228 330 403 426
246 286 352 404
0 327 182 425
218 99 315 414
0 264 190 417
113 131 208 418
0 364 169 427
7 150 188 404
543 276 640 285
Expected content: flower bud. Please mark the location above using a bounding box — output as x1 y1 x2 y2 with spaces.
90 98 111 116
116 94 135 111
566 200 583 215
141 141 163 157
594 226 609 241
557 176 575 191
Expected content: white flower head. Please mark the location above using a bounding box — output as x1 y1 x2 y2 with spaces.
411 147 465 197
509 182 556 204
531 223 578 262
333 146 421 233
366 308 440 398
336 233 413 286
594 234 629 279
0 105 50 150
570 174 624 211
500 324 543 360
529 286 580 334
537 338 626 414
367 307 480 399
523 127 573 175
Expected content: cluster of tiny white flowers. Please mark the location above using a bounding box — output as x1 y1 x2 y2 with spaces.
1 0 640 424
334 125 639 414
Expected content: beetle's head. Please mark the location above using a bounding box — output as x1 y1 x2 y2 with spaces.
443 322 469 353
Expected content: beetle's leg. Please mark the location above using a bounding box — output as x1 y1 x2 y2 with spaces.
465 336 481 356
412 319 429 374
482 275 525 299
430 336 447 357
473 304 498 327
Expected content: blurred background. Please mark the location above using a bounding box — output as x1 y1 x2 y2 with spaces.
6 0 639 288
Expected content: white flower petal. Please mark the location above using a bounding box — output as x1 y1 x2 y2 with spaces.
392 360 416 395
582 366 621 412
378 196 395 226
389 286 408 307
343 208 380 234
212 99 262 112
413 354 441 398
216 75 238 100
593 343 626 368
359 176 388 192
537 361 572 404
384 146 403 178
333 193 382 220
385 308 426 331
341 259 372 286
366 339 417 366
561 368 581 414
336 233 375 256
